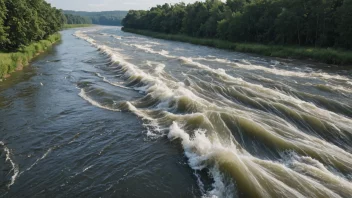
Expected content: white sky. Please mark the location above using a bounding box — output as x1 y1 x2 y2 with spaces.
46 0 201 11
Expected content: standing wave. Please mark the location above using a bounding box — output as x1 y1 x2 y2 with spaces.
74 30 352 198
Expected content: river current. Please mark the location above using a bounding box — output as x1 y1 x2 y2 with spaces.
1 27 352 198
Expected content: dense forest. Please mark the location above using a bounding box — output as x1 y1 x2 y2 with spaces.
122 0 352 49
64 11 128 26
65 14 92 25
0 0 65 51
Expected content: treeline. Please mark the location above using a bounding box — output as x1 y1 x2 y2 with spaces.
64 11 128 26
65 14 92 24
122 0 352 49
0 0 65 51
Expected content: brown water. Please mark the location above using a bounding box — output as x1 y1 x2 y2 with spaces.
1 26 352 198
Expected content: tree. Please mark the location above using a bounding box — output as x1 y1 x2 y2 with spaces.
122 0 352 50
0 0 8 47
64 10 128 26
336 0 352 48
0 0 65 51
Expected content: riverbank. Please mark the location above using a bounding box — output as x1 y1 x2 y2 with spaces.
122 28 352 65
63 24 94 29
0 33 61 79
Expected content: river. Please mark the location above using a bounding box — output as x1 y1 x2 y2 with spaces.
0 27 351 198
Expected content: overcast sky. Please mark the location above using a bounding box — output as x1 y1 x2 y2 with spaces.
46 0 200 11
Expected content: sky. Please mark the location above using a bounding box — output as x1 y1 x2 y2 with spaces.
46 0 200 11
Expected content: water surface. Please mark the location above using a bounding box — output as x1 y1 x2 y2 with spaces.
1 27 352 198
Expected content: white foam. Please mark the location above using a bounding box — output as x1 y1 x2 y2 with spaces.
0 141 19 188
179 56 242 82
96 73 133 90
83 165 93 172
145 61 165 74
194 56 351 82
154 63 165 74
24 148 53 173
146 41 161 45
79 89 120 112
112 35 122 40
316 83 352 94
180 56 352 129
168 122 236 198
126 43 173 58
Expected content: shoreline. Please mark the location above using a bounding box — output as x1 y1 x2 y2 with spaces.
0 33 61 80
122 27 352 66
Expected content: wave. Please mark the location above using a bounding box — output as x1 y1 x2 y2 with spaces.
179 56 352 132
118 39 352 93
193 56 351 83
168 122 352 198
75 30 352 198
0 141 19 188
168 122 237 198
315 83 352 94
145 61 166 74
112 35 122 40
127 43 172 57
78 89 120 112
96 72 133 90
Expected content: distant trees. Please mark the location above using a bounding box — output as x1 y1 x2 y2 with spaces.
122 0 352 49
64 11 128 26
65 14 92 24
0 0 64 51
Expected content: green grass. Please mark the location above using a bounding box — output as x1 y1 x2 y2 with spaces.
63 24 94 29
122 27 352 65
0 33 61 79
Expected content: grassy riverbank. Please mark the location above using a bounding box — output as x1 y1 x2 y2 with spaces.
122 28 352 65
63 24 94 29
0 33 61 79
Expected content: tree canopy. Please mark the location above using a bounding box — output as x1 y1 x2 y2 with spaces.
0 0 64 51
122 0 352 49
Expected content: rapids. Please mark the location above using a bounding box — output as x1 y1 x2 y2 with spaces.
1 27 351 198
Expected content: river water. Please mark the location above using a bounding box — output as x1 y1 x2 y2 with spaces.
1 27 351 198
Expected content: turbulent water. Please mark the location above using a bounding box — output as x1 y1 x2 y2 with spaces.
1 27 352 198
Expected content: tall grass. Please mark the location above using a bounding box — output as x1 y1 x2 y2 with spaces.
63 24 94 29
0 33 61 79
122 28 352 65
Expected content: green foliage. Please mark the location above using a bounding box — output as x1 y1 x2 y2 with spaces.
0 0 64 51
65 14 92 24
0 0 8 46
122 27 352 65
63 10 128 26
122 0 352 50
0 33 61 79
